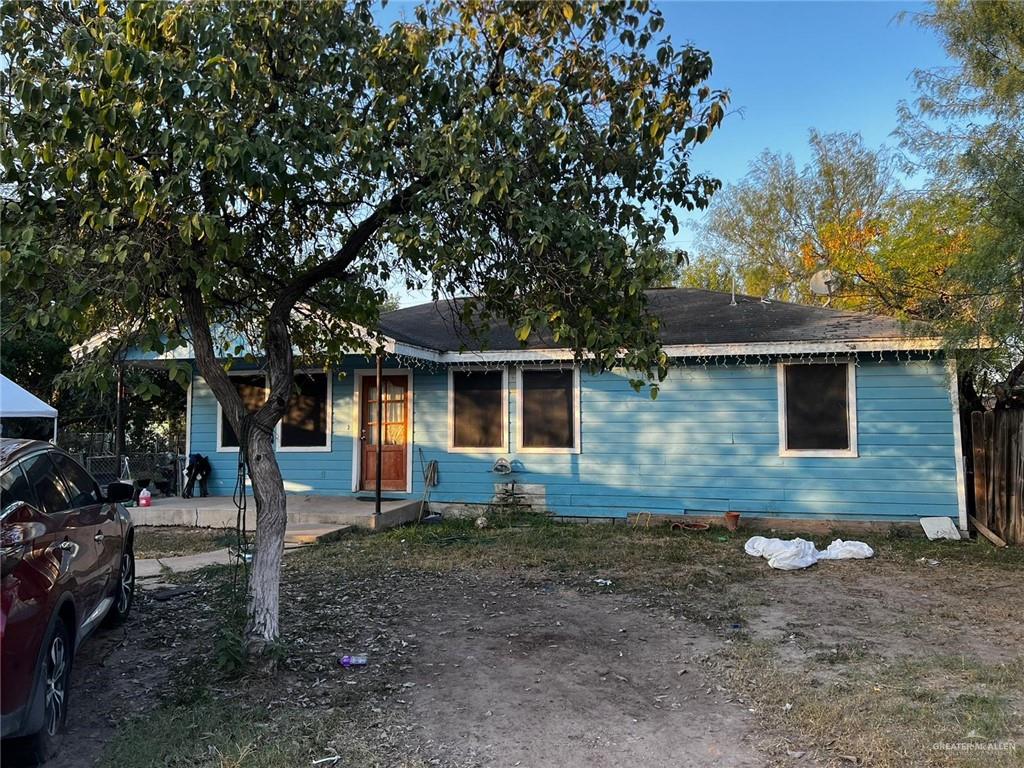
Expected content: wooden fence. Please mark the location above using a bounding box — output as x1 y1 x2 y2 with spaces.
971 409 1024 546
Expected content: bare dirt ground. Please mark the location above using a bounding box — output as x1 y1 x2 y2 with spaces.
37 520 1024 768
402 574 763 768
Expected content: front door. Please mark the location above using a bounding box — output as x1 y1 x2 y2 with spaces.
359 374 409 492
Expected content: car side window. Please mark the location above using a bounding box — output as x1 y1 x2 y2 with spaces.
21 453 71 515
0 462 38 518
51 452 101 508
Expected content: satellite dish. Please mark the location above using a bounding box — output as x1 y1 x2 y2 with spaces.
809 269 838 296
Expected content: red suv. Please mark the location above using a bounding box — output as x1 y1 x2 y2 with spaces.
0 439 136 764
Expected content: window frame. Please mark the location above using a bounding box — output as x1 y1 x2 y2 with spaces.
447 366 509 453
776 360 858 458
515 365 582 455
276 369 333 453
216 371 270 453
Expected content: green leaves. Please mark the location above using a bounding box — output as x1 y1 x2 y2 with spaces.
3 0 726 395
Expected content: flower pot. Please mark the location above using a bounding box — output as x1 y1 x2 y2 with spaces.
723 511 741 531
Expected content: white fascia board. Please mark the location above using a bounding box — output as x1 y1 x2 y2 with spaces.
432 337 948 363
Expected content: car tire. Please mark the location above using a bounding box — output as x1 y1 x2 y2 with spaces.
104 546 135 627
4 619 72 766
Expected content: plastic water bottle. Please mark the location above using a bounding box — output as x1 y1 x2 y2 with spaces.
138 488 152 507
339 654 368 668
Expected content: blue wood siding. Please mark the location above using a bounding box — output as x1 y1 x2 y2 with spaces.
188 357 961 523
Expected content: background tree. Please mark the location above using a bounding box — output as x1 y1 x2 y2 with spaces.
688 130 903 305
898 0 1024 397
688 119 1018 397
1 0 727 658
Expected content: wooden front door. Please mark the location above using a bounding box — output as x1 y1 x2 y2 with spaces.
359 374 409 491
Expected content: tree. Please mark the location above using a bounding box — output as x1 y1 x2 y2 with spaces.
691 130 903 305
679 252 733 293
689 125 1018 397
1 0 727 657
898 0 1024 395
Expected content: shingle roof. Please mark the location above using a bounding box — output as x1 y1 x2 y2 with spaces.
379 288 933 353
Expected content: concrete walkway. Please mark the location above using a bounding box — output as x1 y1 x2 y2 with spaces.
133 494 422 530
135 522 352 589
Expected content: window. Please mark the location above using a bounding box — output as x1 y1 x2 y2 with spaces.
518 368 579 452
21 453 71 514
279 372 331 450
778 362 857 457
1 462 37 518
51 452 101 507
449 369 506 450
218 373 268 450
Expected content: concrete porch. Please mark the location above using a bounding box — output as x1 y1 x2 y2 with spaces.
131 494 422 531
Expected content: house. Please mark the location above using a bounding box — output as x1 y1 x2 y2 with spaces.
136 288 969 528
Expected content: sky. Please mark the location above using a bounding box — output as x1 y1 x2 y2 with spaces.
383 1 953 305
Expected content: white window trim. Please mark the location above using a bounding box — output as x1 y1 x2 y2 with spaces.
947 357 969 531
216 371 269 453
349 368 414 494
447 366 509 453
777 361 858 458
515 365 582 455
276 369 333 453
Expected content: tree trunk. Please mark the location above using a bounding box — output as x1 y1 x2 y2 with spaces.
243 424 287 657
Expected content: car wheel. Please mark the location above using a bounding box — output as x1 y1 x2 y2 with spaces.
4 620 72 765
105 547 135 626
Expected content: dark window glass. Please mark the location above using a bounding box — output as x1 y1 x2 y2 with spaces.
51 452 101 507
784 364 850 451
452 370 504 449
1 462 37 516
21 453 70 515
220 374 268 448
281 373 329 448
521 369 575 449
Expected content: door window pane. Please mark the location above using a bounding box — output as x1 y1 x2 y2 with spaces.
784 364 850 451
452 370 504 449
51 453 101 507
281 373 329 448
220 374 268 449
521 369 576 450
21 453 70 515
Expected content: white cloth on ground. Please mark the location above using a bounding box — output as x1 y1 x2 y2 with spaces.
744 536 874 570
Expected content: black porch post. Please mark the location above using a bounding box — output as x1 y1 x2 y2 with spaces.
114 363 125 478
374 348 384 519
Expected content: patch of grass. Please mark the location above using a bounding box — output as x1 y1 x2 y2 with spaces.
134 526 240 559
301 515 755 579
835 527 1024 571
709 642 1024 768
101 689 426 768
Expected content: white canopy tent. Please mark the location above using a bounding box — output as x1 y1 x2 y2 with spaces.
0 374 58 442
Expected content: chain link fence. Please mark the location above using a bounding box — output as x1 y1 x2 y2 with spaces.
85 452 184 497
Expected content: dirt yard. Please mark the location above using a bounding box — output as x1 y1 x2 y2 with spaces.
47 519 1024 768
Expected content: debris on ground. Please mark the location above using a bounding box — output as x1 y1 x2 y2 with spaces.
744 537 873 570
919 517 961 541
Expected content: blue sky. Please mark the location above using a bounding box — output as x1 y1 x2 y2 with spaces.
382 1 952 305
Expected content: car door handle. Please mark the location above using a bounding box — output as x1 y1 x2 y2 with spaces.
94 533 105 542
